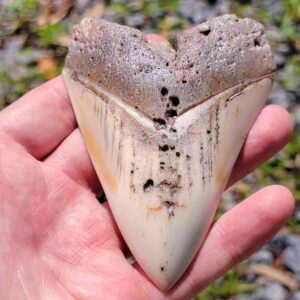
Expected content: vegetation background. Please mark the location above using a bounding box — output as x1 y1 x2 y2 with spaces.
0 0 299 299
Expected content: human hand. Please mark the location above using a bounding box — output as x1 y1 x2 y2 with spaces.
0 35 294 299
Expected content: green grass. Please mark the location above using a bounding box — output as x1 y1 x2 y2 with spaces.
194 268 257 300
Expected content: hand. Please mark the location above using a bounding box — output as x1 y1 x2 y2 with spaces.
0 35 294 299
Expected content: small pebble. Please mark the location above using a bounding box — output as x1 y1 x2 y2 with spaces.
251 282 289 300
269 84 293 109
266 233 287 255
249 249 274 265
126 13 145 28
293 290 300 300
282 235 300 275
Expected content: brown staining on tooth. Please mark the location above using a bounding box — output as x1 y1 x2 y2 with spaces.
200 142 205 184
215 105 220 146
148 196 186 219
235 105 240 119
164 201 176 218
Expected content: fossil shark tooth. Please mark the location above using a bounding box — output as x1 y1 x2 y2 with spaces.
63 14 275 290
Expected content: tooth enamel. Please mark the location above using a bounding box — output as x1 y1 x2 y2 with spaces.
63 14 275 290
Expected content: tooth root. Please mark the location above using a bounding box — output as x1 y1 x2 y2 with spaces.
63 70 272 290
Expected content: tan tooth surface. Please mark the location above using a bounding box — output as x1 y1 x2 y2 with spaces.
63 70 272 290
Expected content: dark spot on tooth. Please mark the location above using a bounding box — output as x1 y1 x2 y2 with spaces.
143 179 154 192
131 170 134 175
153 118 166 126
207 130 211 134
176 152 180 157
182 79 187 84
166 62 169 67
200 27 211 36
170 145 175 150
161 87 168 96
159 145 169 152
164 201 176 217
186 155 191 160
189 63 194 68
166 109 177 118
169 96 180 106
160 266 165 272
254 37 262 47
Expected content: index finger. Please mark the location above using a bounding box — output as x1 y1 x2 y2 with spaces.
0 76 76 159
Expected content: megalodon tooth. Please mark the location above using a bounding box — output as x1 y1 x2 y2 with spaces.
62 14 275 290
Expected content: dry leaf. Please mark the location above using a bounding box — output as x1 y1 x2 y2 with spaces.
38 0 75 25
250 264 298 291
56 34 70 47
83 2 104 18
38 56 58 79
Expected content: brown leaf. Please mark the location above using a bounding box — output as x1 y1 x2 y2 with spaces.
83 2 104 18
38 0 75 25
250 264 298 291
38 56 58 79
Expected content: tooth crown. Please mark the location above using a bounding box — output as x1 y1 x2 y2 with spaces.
65 14 275 121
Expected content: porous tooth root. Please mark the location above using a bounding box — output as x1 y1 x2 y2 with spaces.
64 70 272 290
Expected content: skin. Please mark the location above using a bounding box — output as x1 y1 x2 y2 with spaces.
0 35 294 299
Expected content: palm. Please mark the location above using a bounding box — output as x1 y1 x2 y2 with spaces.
0 75 294 300
0 137 149 298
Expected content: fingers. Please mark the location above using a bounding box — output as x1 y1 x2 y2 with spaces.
140 185 294 299
227 104 293 187
146 34 169 44
44 129 100 193
0 76 76 159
